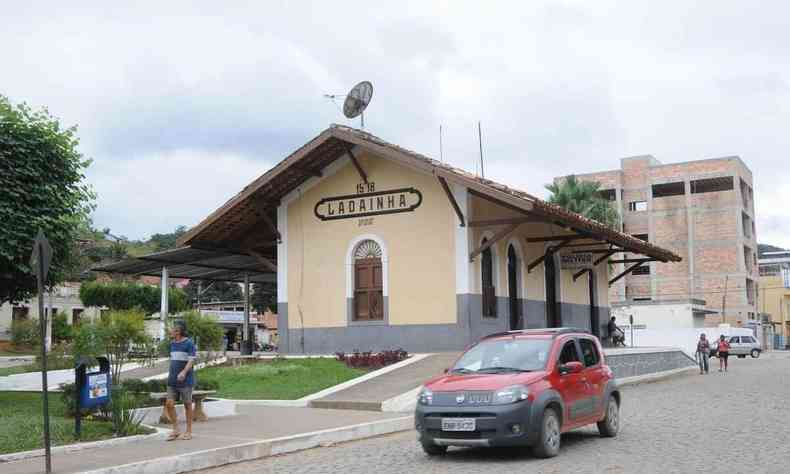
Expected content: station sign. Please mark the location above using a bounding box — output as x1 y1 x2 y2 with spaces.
314 187 422 221
560 252 593 270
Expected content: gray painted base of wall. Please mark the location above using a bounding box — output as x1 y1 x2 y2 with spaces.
605 350 696 379
278 298 611 355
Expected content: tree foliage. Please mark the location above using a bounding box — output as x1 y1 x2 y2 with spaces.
251 282 276 314
0 95 95 304
73 309 148 383
184 280 242 305
545 175 620 229
148 225 187 251
180 310 224 352
79 281 188 315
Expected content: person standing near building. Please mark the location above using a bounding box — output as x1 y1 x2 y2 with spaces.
165 321 196 441
717 335 731 372
696 333 711 374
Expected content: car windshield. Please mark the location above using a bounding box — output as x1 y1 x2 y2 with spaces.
451 338 552 373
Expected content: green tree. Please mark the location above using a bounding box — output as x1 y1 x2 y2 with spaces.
251 282 276 313
52 312 73 342
148 225 187 251
0 96 95 304
180 310 224 353
545 175 620 229
79 281 188 315
73 309 148 383
184 280 242 305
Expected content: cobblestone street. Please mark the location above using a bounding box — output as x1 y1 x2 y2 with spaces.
199 352 790 474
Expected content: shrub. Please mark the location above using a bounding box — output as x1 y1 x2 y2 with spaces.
52 313 73 342
79 281 188 315
335 349 408 370
180 310 224 353
109 388 145 436
11 319 40 348
72 310 148 384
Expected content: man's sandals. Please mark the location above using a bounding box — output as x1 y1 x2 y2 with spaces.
166 432 192 441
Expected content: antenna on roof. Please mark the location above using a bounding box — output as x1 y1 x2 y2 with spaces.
323 81 374 130
478 121 485 179
439 125 444 162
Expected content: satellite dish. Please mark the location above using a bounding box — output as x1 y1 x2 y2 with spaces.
343 81 373 128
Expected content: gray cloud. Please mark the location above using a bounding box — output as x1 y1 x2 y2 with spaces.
1 0 788 247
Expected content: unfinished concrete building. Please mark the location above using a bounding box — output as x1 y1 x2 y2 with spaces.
563 155 757 326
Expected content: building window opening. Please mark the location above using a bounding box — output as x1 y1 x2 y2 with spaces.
12 307 29 322
353 240 384 321
481 238 497 318
691 176 734 194
507 244 521 330
598 189 617 201
632 265 650 276
746 278 755 306
628 201 648 212
545 248 561 327
652 182 685 198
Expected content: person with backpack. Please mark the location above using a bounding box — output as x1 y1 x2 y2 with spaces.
696 333 710 375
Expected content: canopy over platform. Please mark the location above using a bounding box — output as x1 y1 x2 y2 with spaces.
92 246 276 283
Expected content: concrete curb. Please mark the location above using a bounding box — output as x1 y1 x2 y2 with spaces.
217 354 432 408
80 416 414 474
0 425 168 464
298 353 432 402
617 365 698 387
381 386 421 413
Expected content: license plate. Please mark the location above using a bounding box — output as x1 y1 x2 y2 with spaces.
442 418 476 432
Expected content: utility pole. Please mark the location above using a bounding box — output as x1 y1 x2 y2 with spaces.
721 275 729 324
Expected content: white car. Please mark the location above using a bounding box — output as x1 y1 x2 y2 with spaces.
712 335 761 359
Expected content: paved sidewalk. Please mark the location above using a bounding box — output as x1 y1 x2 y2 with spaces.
311 353 459 411
0 359 168 391
3 405 406 474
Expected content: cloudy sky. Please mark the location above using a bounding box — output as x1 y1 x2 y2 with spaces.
3 1 788 246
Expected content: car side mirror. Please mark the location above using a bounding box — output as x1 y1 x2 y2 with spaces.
559 361 584 375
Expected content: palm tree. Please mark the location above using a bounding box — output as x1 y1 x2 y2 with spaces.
545 175 620 229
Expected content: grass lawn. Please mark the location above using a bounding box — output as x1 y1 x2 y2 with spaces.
197 358 366 400
0 392 153 455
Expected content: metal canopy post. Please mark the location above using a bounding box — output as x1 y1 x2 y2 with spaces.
242 273 252 355
160 266 169 340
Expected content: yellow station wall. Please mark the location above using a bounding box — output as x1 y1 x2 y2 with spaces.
286 150 457 329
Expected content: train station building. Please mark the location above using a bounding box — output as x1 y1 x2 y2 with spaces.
99 125 681 354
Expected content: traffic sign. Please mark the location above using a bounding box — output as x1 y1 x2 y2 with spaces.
30 229 53 280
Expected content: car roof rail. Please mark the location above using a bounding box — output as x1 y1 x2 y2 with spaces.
480 327 592 340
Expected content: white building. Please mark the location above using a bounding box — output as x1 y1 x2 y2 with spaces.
611 298 715 330
0 282 102 341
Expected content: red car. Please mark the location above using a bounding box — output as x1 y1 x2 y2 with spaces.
415 328 620 458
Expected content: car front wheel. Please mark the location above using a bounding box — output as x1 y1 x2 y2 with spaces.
597 396 619 438
751 349 761 358
533 408 561 458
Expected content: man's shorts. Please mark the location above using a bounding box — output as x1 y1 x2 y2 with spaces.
167 386 193 403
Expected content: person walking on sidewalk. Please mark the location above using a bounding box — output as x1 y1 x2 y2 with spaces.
717 335 731 373
165 321 197 441
696 333 711 374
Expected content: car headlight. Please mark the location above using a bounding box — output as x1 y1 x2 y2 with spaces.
492 385 529 405
418 387 433 405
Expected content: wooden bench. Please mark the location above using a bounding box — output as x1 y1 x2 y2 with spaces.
150 390 217 424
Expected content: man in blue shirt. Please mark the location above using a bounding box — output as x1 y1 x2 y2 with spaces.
166 321 196 441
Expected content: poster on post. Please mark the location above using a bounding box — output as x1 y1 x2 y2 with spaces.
88 373 108 399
